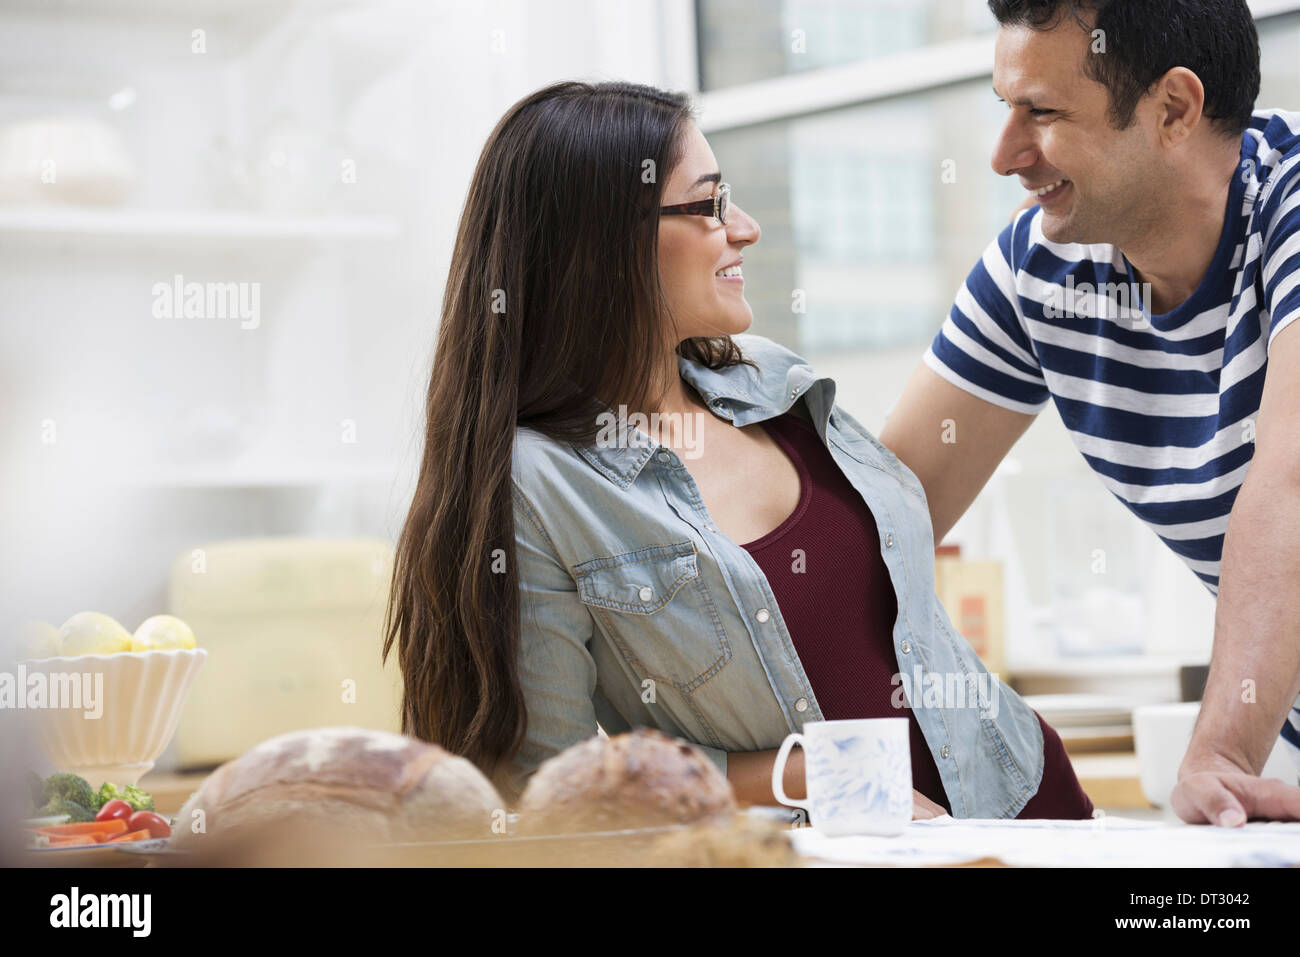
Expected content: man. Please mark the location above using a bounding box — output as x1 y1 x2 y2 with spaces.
880 0 1300 825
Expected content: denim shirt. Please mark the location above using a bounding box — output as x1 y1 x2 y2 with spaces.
501 333 1045 816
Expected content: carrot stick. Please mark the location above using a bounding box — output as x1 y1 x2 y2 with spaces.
44 835 99 847
104 829 152 844
35 819 128 838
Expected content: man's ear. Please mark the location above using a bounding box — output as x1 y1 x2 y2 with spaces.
1151 66 1207 148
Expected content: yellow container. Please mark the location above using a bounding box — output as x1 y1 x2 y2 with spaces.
934 548 1005 678
169 538 402 769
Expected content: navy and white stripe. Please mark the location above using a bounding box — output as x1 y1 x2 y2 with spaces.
926 109 1300 772
1284 709 1300 776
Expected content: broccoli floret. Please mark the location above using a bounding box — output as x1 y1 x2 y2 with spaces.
39 772 96 810
26 771 45 814
122 785 154 812
38 795 94 823
96 781 155 812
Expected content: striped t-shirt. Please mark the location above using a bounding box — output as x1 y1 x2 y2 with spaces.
926 108 1300 771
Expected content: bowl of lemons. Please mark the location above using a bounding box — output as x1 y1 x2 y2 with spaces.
18 612 207 787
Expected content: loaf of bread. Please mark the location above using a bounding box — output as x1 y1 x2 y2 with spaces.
648 815 803 867
517 728 736 835
169 726 504 862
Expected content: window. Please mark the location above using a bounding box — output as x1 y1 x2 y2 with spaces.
708 81 1024 353
697 0 994 90
693 2 1300 663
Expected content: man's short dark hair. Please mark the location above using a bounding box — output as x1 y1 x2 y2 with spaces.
988 0 1260 137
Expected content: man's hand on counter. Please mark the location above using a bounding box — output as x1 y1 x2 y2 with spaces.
1171 757 1300 826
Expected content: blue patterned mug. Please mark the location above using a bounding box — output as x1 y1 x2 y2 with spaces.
771 718 912 836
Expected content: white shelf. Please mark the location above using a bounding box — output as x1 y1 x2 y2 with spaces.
1010 658 1186 677
110 457 405 489
0 207 401 243
151 466 400 490
2 0 360 18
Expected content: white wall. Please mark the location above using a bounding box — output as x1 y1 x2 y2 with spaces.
0 0 691 639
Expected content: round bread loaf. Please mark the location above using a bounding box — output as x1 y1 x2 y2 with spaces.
517 728 736 835
169 726 504 861
648 815 802 867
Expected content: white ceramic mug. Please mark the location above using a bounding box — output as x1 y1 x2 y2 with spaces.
1133 701 1300 807
771 717 912 837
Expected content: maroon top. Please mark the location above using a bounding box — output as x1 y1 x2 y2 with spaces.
740 410 1093 819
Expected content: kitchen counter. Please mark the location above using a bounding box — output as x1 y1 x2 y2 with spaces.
31 752 1260 869
793 815 1300 867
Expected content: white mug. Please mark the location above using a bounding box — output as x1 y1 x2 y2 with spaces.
771 717 912 837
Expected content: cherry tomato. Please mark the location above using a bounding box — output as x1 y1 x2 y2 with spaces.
127 810 171 839
96 799 133 824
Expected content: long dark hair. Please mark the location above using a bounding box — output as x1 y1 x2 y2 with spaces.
384 80 754 777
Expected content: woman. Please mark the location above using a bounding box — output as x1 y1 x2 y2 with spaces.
384 79 1092 820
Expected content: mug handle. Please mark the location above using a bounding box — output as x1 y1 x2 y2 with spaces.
771 732 806 808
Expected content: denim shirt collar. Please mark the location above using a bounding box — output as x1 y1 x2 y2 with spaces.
575 336 838 490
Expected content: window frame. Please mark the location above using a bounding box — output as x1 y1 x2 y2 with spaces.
685 0 1300 134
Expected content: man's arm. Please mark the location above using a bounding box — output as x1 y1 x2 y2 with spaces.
884 212 1048 539
1172 322 1300 825
880 362 1037 544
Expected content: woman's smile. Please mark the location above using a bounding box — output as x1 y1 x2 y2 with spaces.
714 259 744 284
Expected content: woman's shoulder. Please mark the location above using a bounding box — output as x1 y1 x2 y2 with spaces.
510 427 580 542
511 425 578 485
511 423 615 511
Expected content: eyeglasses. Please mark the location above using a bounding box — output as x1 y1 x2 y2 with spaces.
659 182 730 226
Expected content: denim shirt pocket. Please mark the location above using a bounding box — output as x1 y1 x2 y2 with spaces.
573 540 732 693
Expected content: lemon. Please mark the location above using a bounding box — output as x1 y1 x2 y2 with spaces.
131 614 196 651
59 612 132 656
19 620 61 659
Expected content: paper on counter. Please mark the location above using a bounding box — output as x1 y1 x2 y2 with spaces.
789 814 1300 867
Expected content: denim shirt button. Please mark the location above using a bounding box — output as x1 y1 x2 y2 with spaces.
656 451 672 464
794 697 809 712
755 608 771 623
638 586 653 602
940 745 951 759
884 532 895 548
900 639 911 654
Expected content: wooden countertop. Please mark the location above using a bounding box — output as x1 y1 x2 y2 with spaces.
137 770 210 816
1069 752 1152 810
